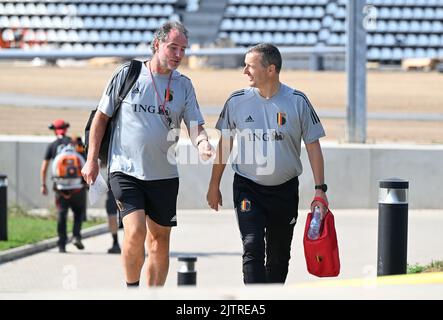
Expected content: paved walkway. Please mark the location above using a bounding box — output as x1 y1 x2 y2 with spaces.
0 209 442 299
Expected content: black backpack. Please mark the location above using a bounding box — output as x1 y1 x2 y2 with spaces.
84 59 142 166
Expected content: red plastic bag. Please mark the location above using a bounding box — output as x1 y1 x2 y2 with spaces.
303 197 340 277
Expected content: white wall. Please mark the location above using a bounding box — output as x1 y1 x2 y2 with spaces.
0 136 442 210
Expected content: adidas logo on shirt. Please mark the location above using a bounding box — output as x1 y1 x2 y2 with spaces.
289 217 296 225
245 115 254 123
132 86 140 94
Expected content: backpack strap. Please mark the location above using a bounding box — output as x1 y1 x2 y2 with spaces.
106 59 143 179
112 59 143 117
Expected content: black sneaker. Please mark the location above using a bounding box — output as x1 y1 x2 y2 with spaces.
59 246 66 253
107 243 121 254
73 238 85 250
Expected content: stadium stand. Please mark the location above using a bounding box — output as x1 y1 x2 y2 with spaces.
1 0 443 65
217 0 443 63
0 0 180 50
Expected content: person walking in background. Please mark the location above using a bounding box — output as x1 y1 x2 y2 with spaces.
40 119 87 253
82 21 213 287
207 43 328 284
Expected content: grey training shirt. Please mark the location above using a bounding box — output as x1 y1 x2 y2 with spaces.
98 61 204 181
216 84 325 186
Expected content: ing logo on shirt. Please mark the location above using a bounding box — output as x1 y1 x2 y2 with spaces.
165 89 174 102
277 112 286 126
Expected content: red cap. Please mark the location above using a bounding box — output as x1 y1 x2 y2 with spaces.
49 119 69 135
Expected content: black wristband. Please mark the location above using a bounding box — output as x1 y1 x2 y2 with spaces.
315 184 327 192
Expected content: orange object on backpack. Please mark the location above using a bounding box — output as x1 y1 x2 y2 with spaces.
55 154 82 178
303 197 340 277
52 144 85 191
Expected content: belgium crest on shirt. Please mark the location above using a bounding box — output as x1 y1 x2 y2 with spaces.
239 198 251 212
277 112 286 126
164 89 174 102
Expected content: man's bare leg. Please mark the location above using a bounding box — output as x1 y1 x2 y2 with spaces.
122 210 146 285
145 216 171 286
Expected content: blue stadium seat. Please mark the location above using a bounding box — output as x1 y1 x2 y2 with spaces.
34 3 45 15
30 16 42 29
233 19 244 30
88 4 99 16
384 34 396 46
99 30 111 42
131 4 142 16
274 32 285 45
284 32 295 45
131 30 143 43
94 17 105 29
78 30 89 42
220 19 233 31
429 34 440 46
327 33 339 46
141 17 153 29
15 3 26 15
67 30 79 42
251 32 262 44
259 6 271 17
121 31 132 42
99 4 110 15
267 19 277 30
120 4 132 16
110 4 120 15
56 30 68 43
244 19 255 30
401 7 413 19
415 48 426 58
380 48 392 60
406 34 417 46
427 48 438 58
256 19 266 30
262 32 273 43
72 43 84 52
432 21 443 33
110 30 121 42
403 48 415 58
89 30 100 43
295 32 307 45
292 6 303 17
373 34 384 46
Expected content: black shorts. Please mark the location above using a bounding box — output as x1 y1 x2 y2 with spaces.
233 173 299 227
109 172 179 227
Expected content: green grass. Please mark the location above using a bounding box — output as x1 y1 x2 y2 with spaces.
407 260 443 274
0 205 105 251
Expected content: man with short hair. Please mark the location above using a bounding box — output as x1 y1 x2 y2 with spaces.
82 21 212 287
207 43 328 284
41 119 86 253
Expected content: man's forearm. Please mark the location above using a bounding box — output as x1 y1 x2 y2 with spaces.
210 136 233 185
87 110 109 162
306 140 325 185
40 160 49 185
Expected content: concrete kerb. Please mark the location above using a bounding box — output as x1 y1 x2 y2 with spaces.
0 223 108 264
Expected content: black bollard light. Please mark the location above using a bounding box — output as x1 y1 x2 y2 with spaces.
377 178 409 276
177 256 197 286
0 174 7 241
